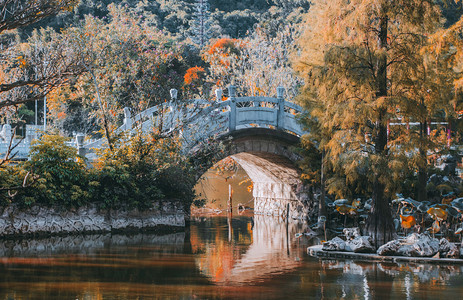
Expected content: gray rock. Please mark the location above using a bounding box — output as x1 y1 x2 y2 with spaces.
439 238 459 258
407 234 439 257
346 236 375 253
377 233 440 257
322 237 346 251
377 240 401 256
343 227 361 240
405 233 421 244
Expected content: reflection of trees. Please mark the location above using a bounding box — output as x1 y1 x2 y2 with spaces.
315 259 463 298
0 232 198 299
190 215 309 284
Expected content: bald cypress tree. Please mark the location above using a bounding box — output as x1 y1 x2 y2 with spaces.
296 0 455 246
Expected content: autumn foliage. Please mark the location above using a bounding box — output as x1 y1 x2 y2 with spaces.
184 66 205 85
400 215 416 229
206 38 240 55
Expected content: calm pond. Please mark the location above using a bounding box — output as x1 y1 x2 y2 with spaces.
1 212 463 299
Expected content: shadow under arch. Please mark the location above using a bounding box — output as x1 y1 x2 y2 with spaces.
190 128 313 220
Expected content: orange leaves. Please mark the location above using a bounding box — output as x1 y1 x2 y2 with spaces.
336 204 353 215
184 66 205 85
207 38 240 55
428 221 441 234
17 56 27 68
238 178 253 193
246 183 253 193
427 206 448 221
57 111 67 119
400 215 416 229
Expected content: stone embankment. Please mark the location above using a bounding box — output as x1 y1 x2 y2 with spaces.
308 227 463 264
308 245 463 265
0 202 184 238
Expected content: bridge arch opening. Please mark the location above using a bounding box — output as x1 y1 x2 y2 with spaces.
191 128 312 220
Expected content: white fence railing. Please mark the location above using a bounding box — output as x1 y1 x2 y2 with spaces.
1 86 306 159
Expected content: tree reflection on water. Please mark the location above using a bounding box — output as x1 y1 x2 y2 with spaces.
0 215 463 299
315 259 463 299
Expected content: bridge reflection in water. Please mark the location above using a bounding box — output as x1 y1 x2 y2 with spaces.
1 215 463 299
190 214 312 285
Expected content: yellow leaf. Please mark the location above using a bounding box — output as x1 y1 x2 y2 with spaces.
427 207 448 221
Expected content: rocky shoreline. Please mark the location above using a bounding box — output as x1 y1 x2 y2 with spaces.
308 227 463 263
307 245 463 265
0 202 185 238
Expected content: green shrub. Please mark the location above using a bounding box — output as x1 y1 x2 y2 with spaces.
1 132 196 211
21 134 89 207
91 131 195 209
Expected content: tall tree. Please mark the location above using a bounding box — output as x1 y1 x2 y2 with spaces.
296 0 451 246
0 0 80 111
46 5 187 136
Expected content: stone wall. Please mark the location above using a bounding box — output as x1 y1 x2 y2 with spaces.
254 197 311 221
0 202 184 237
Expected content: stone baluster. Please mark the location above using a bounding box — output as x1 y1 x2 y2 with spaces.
170 88 178 102
277 86 285 130
25 125 34 144
215 88 223 102
76 133 86 157
228 85 236 132
2 124 12 142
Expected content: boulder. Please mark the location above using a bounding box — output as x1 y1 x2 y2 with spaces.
404 233 421 244
346 236 375 253
407 234 439 257
377 233 439 257
322 237 346 251
343 227 361 240
438 238 459 258
377 240 401 256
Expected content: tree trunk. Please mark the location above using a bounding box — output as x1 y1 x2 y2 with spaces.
366 114 395 248
365 14 395 248
317 150 327 232
87 65 113 151
417 120 428 202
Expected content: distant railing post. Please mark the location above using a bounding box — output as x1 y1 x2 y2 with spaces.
123 107 132 131
228 85 236 132
76 133 86 157
215 88 223 102
2 124 12 142
169 88 178 102
277 86 285 130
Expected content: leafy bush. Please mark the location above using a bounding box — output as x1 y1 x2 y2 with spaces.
1 132 196 211
91 130 196 209
21 135 90 207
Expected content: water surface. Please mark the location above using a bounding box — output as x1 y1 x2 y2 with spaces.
1 213 463 299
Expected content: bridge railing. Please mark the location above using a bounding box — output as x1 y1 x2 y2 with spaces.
83 86 305 154
1 86 305 159
216 86 304 136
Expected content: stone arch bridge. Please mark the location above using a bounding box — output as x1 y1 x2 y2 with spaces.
1 86 313 220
